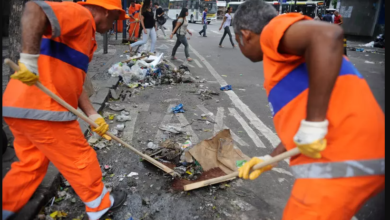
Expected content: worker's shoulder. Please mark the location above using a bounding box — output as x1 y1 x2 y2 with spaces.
47 1 91 17
261 14 309 40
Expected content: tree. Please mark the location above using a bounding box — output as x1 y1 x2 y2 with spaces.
7 0 62 79
332 0 338 9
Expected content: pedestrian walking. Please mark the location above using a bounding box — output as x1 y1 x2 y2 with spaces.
233 0 384 219
198 7 208 37
2 0 130 219
129 0 157 53
170 8 193 62
154 2 166 38
218 7 235 48
334 10 343 26
322 11 333 23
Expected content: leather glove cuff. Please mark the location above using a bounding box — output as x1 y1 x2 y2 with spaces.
89 114 102 121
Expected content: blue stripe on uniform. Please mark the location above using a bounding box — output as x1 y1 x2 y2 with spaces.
268 58 363 117
40 38 89 73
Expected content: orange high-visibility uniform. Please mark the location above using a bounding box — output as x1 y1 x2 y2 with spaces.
260 14 385 219
2 2 112 220
128 4 141 39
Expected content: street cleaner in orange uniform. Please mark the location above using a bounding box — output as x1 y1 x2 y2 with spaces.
234 0 385 219
2 0 129 219
128 0 141 41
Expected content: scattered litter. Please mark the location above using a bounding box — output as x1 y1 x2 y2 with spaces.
364 60 375 64
355 48 364 52
116 115 131 122
236 160 247 168
108 62 132 77
108 114 115 120
88 137 99 145
147 142 159 150
194 89 219 101
181 140 192 150
104 165 112 170
109 128 118 136
116 124 125 131
278 178 286 183
172 104 184 113
127 172 139 177
359 41 374 47
109 104 125 111
49 211 67 219
159 124 183 134
95 142 106 150
222 75 227 77
182 75 196 83
220 85 232 91
121 110 130 115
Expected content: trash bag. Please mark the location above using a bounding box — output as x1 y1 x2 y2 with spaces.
130 62 148 81
108 62 132 78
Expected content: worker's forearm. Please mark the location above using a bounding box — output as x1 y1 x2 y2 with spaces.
78 90 98 117
305 29 343 122
21 2 49 54
270 142 287 157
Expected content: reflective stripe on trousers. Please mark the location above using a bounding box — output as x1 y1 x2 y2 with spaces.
2 210 14 220
3 107 77 121
291 158 385 179
86 194 114 220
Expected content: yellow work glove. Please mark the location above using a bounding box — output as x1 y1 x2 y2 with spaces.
89 114 111 141
10 53 40 86
135 18 139 22
238 155 276 180
293 119 329 159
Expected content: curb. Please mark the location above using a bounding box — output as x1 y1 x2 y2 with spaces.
9 77 120 220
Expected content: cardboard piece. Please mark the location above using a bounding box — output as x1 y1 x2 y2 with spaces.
188 129 250 174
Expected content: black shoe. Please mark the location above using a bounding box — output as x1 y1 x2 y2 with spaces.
99 190 127 219
203 36 207 37
199 32 202 36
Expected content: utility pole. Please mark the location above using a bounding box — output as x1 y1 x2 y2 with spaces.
293 0 297 12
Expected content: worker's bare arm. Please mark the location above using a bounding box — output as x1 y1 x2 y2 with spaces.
78 90 98 117
270 142 287 157
278 21 344 122
21 2 49 54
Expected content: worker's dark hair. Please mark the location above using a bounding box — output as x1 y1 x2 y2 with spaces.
225 7 231 14
154 3 159 6
142 0 151 13
178 7 188 18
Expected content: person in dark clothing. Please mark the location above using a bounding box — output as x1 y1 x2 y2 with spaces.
154 3 166 38
129 0 157 53
322 12 333 23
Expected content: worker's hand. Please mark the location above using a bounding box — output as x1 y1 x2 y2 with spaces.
89 114 111 141
11 53 39 86
238 155 276 180
189 31 192 36
293 119 328 159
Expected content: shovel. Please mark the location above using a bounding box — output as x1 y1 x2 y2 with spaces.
4 58 180 178
183 147 300 191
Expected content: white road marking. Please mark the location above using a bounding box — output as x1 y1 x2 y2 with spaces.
212 30 222 35
194 59 204 68
155 104 175 143
197 105 249 147
189 44 280 148
122 104 149 144
176 113 199 144
228 108 266 148
177 59 195 68
351 216 358 220
271 168 293 176
214 107 224 135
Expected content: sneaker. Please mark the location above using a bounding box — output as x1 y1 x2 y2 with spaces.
187 57 193 62
171 56 177 60
99 190 127 219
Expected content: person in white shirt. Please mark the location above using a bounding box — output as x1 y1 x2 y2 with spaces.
218 7 235 48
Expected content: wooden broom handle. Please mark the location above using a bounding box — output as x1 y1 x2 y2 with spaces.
183 147 300 191
4 58 179 177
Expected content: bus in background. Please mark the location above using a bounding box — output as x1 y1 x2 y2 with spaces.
228 1 279 26
280 1 326 18
167 0 218 24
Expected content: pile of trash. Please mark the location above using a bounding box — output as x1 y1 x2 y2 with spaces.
108 53 198 88
359 34 385 48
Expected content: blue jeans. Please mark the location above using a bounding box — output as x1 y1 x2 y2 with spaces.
199 23 207 36
172 34 190 58
130 28 157 52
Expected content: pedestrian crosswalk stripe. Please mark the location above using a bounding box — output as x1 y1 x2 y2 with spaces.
212 30 222 35
194 59 203 68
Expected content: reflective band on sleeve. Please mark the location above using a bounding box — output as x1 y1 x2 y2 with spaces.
84 186 109 209
3 107 77 122
2 210 14 220
291 158 385 179
86 194 114 220
34 1 61 38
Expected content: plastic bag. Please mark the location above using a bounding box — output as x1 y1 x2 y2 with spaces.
130 62 148 81
108 62 132 78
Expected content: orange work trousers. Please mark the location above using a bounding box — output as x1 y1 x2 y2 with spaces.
283 175 385 220
128 21 140 39
2 118 113 220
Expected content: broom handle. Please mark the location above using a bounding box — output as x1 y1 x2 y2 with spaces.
184 148 300 191
4 58 179 177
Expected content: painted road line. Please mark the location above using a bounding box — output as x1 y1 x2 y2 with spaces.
122 104 149 144
197 105 249 147
214 107 224 135
228 108 266 148
155 104 175 143
176 113 199 144
189 44 280 148
194 59 204 68
212 30 222 35
177 59 195 68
